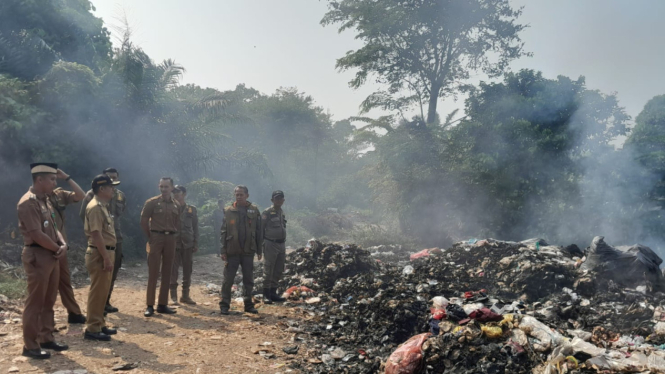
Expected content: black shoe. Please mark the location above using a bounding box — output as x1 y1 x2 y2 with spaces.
102 327 117 335
271 288 286 303
263 288 273 305
144 306 154 317
105 304 119 313
220 307 230 315
22 347 50 359
40 341 68 351
156 305 176 314
84 330 111 341
244 306 258 314
68 313 86 324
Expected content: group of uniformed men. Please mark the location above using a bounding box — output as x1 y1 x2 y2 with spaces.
16 163 288 359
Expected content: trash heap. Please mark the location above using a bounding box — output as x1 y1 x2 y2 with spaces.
280 241 378 291
283 236 665 374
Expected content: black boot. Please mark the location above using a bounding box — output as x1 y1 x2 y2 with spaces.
263 288 273 304
22 347 50 359
156 305 177 314
244 304 258 314
68 313 86 324
271 288 286 303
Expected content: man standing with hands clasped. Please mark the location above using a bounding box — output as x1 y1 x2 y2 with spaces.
140 177 181 317
219 185 262 315
83 175 120 341
17 163 69 359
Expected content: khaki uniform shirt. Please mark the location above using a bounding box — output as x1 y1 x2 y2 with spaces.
177 205 199 250
141 195 181 232
80 189 126 242
17 187 60 246
262 206 286 241
220 201 262 256
84 196 116 247
49 187 79 241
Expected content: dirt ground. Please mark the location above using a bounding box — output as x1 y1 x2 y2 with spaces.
0 254 308 374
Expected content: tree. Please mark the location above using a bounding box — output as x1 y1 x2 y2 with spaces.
626 95 665 207
322 0 528 124
0 0 112 79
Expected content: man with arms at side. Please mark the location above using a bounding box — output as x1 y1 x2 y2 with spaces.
79 168 127 313
83 175 120 341
261 190 287 304
170 185 199 305
219 185 262 315
17 163 69 359
140 177 180 317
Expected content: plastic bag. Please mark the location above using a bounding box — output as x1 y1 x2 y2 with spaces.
283 285 315 298
469 307 503 322
518 316 566 352
385 333 431 374
481 325 503 339
446 304 468 323
431 296 449 309
582 236 664 289
430 308 446 320
410 249 430 261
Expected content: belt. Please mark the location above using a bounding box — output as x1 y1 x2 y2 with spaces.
89 245 116 251
264 238 286 244
27 243 63 248
151 230 177 235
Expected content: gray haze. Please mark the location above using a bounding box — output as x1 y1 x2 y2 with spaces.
91 0 665 122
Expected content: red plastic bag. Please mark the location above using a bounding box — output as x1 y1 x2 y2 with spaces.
385 333 431 374
430 307 447 320
283 286 315 297
468 307 503 322
410 249 430 261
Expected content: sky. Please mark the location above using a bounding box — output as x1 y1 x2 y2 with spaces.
91 0 665 123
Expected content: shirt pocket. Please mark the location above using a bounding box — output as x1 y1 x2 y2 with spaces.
184 214 193 228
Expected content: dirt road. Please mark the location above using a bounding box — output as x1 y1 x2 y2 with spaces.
0 254 306 374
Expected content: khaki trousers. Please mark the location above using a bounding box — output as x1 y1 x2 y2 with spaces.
263 240 286 289
147 233 176 306
85 248 115 333
107 241 123 305
171 246 193 290
58 253 82 315
22 246 59 350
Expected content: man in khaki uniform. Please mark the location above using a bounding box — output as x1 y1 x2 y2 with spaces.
79 168 127 313
140 177 181 316
48 169 86 324
219 185 262 315
261 190 287 304
17 163 69 359
83 175 120 341
170 185 199 305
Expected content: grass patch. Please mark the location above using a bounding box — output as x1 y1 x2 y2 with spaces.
0 271 26 299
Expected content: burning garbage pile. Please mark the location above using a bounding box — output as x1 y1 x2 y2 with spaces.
280 236 665 374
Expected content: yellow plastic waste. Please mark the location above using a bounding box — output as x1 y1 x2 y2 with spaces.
500 314 514 327
566 356 579 368
481 325 503 339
